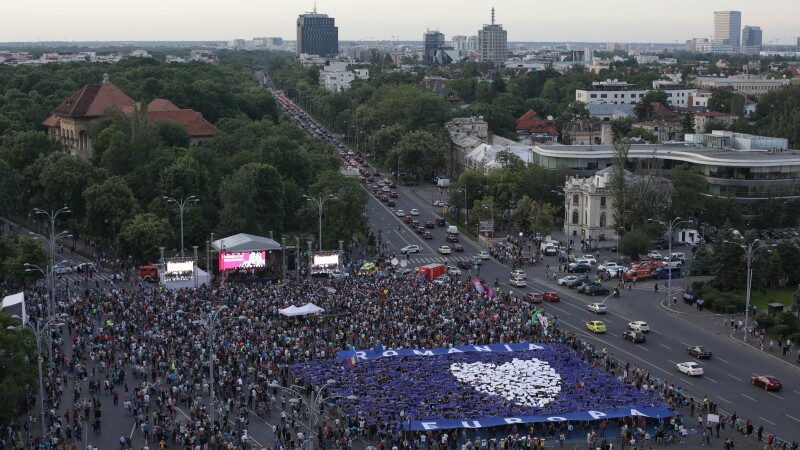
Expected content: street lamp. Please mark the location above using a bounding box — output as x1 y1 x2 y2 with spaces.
648 217 692 309
482 203 495 237
8 313 69 447
305 194 337 251
163 195 199 258
457 188 468 226
177 306 245 428
29 206 71 314
723 239 775 342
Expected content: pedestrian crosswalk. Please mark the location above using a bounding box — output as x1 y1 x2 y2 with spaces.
54 271 116 286
403 255 481 264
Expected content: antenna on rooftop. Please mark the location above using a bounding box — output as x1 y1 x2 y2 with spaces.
313 2 317 14
491 7 495 25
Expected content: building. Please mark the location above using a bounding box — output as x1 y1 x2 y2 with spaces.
561 119 613 146
513 110 558 143
714 10 742 49
477 8 507 65
562 167 618 239
632 121 684 143
452 35 468 54
296 8 338 57
42 74 217 158
741 25 762 55
467 35 479 53
575 79 696 108
586 103 637 121
694 75 790 96
420 76 462 106
694 111 736 132
318 60 363 92
423 30 445 64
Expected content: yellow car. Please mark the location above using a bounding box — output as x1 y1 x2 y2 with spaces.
586 321 607 333
358 263 377 276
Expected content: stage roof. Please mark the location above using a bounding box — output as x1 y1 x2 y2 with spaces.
212 233 282 252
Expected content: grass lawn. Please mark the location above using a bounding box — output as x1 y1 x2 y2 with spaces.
743 286 795 311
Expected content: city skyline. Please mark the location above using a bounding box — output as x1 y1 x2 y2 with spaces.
2 0 799 45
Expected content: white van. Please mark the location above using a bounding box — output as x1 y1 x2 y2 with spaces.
447 226 459 235
670 252 686 264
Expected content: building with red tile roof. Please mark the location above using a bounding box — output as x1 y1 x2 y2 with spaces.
514 110 558 143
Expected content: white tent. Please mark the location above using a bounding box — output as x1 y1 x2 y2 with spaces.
279 303 325 317
1 292 26 324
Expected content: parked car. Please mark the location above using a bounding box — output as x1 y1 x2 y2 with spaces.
751 375 782 391
582 254 597 265
585 285 610 296
647 250 663 260
686 345 713 359
587 303 608 314
598 261 620 272
586 321 607 333
623 330 646 343
438 246 452 255
558 275 580 286
628 321 650 332
542 292 560 302
566 277 590 289
568 264 592 274
676 362 704 376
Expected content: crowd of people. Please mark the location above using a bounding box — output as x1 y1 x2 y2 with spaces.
2 253 798 450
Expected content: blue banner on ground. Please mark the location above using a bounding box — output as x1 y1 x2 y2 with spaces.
407 406 674 431
337 342 549 362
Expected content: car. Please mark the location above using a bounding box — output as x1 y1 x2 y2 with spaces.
587 303 608 314
432 200 447 207
568 264 592 274
452 243 464 252
586 321 607 333
379 195 389 202
478 251 490 260
329 270 350 280
542 292 560 302
75 262 96 273
566 277 590 289
648 250 663 260
558 275 580 286
373 171 381 176
510 270 527 279
628 321 650 332
509 277 527 287
400 245 421 254
390 191 399 198
447 267 462 277
389 182 397 188
569 259 592 268
577 282 600 294
425 220 435 228
457 260 471 269
751 375 782 391
411 220 420 228
582 254 597 265
54 264 73 274
396 210 406 217
438 246 452 255
598 261 620 272
471 257 482 266
446 234 459 243
524 292 543 303
435 218 446 227
676 362 704 376
686 345 713 359
403 216 413 224
423 231 433 240
623 330 646 343
654 240 670 250
415 226 425 234
387 200 395 207
410 209 420 216
432 275 451 285
588 284 611 296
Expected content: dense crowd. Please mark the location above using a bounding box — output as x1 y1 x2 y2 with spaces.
2 266 797 450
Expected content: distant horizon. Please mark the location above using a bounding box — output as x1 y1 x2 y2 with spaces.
3 0 799 45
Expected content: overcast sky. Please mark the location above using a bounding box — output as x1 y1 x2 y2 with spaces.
3 0 798 44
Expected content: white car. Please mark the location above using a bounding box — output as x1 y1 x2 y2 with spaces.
54 264 73 275
446 267 461 277
395 210 405 217
558 275 580 286
509 277 527 287
648 250 663 260
582 254 597 265
400 245 421 254
410 209 420 216
568 259 592 269
478 251 491 260
510 270 527 280
432 200 447 207
587 303 608 314
438 246 452 255
628 321 650 332
598 261 620 272
676 362 704 376
433 275 451 285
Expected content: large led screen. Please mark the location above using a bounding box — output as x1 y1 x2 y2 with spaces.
219 251 267 270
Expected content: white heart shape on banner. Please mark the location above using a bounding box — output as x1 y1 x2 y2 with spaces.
450 358 562 408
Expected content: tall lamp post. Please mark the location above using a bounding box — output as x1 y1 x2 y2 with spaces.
457 188 468 226
29 206 71 313
723 239 775 342
164 195 199 258
305 194 337 251
8 313 69 447
177 306 244 428
482 203 495 237
649 217 691 309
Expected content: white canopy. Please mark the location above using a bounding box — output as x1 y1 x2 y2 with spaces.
1 292 26 324
279 303 325 317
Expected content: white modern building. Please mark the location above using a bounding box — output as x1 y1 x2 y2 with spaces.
575 79 696 107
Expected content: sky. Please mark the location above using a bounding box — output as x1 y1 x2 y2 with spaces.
2 0 799 44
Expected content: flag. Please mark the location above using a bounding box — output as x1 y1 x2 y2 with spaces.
374 343 385 352
347 348 357 366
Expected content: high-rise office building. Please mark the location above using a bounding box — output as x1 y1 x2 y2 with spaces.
714 11 742 49
741 25 762 55
296 7 338 57
452 35 468 54
477 8 507 65
423 29 445 64
467 35 478 53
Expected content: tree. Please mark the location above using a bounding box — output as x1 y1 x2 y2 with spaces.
681 111 696 134
393 130 448 181
217 163 285 237
153 120 190 147
0 313 38 427
766 251 785 289
0 236 48 287
634 91 669 120
0 159 20 214
619 230 649 260
118 213 174 264
707 89 735 113
610 138 630 234
304 171 370 248
530 202 557 237
670 164 708 219
792 285 800 319
82 176 140 249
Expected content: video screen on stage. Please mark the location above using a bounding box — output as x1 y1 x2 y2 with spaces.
219 251 267 270
164 260 194 281
311 252 341 274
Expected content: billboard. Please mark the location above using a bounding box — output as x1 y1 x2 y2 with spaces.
219 251 267 270
311 252 341 275
164 260 194 282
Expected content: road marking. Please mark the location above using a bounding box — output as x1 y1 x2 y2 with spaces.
667 359 678 365
717 396 732 404
716 357 729 364
704 376 718 384
759 416 776 426
728 374 742 381
793 390 800 396
741 394 757 401
768 392 784 400
787 414 800 423
659 343 671 350
130 423 137 439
